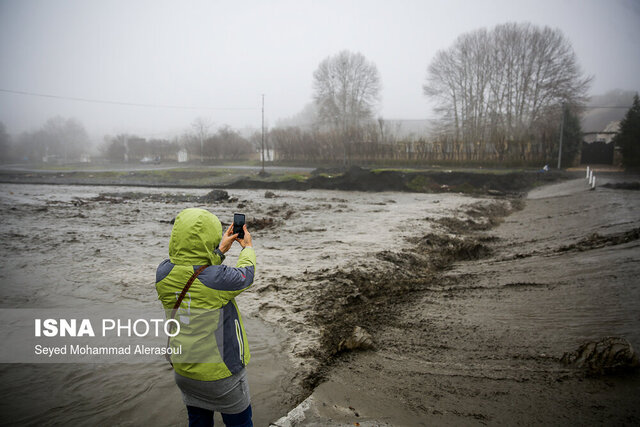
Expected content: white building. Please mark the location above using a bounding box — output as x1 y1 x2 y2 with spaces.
177 149 189 163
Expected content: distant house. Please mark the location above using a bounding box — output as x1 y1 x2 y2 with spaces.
177 148 188 163
259 148 274 162
581 121 620 165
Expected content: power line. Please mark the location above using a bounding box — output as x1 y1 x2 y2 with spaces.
0 88 258 111
583 105 631 109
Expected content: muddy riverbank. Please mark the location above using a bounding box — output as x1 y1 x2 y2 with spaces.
0 182 480 425
0 166 573 196
1 171 638 425
232 166 571 195
275 175 640 426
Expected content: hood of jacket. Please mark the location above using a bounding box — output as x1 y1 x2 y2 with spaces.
169 208 222 266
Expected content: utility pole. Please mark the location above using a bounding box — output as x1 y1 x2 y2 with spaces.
557 103 565 169
124 135 129 163
261 94 266 174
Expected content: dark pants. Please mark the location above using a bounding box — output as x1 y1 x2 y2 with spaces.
187 405 253 427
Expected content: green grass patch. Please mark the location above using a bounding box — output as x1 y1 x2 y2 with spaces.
371 168 422 174
264 173 310 183
407 175 438 192
451 182 481 194
316 172 344 178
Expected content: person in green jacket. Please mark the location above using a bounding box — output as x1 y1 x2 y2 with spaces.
156 208 255 427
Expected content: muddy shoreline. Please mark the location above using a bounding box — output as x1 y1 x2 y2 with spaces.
0 183 478 425
300 200 525 391
1 173 639 425
233 167 571 195
260 196 528 402
272 176 640 426
0 166 574 195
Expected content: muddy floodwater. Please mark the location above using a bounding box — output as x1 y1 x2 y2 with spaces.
1 177 639 425
0 183 475 425
282 177 640 426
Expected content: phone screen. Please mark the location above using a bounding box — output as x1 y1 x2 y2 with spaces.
233 213 245 239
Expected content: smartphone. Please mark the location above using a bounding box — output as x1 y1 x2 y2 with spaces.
233 213 245 239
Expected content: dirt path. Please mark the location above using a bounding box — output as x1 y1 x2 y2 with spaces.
274 177 640 426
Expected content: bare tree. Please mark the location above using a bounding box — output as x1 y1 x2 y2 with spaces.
313 50 381 134
14 117 89 163
424 22 591 164
192 117 213 162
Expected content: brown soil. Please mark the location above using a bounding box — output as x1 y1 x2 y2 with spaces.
0 167 574 195
296 199 523 392
603 182 640 190
274 177 640 426
3 174 638 425
231 166 572 195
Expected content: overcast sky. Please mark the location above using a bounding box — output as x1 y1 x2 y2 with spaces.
1 0 639 142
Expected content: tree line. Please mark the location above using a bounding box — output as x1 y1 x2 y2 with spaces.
270 22 592 166
100 124 255 163
0 118 257 164
4 22 629 167
0 117 90 163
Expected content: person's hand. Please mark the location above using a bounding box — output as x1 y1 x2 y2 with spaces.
218 224 237 254
236 225 252 248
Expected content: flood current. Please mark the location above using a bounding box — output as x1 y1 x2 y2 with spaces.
0 183 473 425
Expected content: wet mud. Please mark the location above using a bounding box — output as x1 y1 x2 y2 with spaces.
354 181 635 424
602 181 640 191
2 174 639 425
271 176 640 426
0 182 475 425
292 199 523 392
556 227 640 252
0 166 572 196
230 166 570 195
561 337 639 375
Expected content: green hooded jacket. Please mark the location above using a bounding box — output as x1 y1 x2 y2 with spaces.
155 208 256 381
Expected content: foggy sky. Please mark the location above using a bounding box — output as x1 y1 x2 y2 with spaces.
1 0 639 142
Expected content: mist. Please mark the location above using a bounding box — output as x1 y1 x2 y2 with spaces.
1 0 639 146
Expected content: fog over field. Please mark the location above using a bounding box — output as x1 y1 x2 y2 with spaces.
1 2 640 425
1 0 639 142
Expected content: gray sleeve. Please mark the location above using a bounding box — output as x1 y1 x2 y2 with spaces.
156 259 174 283
197 265 255 292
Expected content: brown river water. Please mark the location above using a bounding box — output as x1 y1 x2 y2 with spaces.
0 183 474 426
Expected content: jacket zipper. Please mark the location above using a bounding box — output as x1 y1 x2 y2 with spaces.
234 319 244 365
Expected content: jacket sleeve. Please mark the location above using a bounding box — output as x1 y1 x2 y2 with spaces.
236 247 256 269
197 247 256 302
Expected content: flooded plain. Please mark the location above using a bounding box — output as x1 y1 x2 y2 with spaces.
281 177 640 426
0 183 475 425
1 178 639 425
